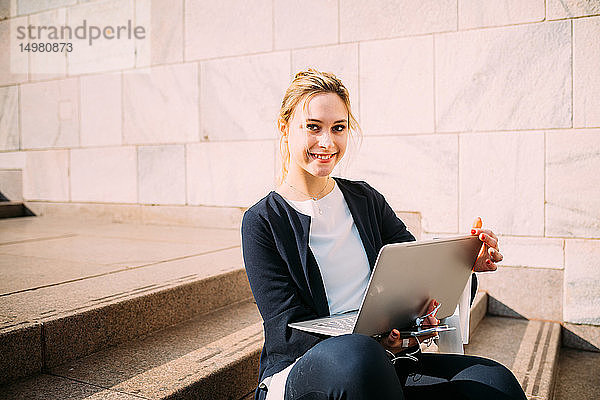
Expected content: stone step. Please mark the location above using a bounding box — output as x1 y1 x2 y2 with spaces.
465 316 562 400
554 347 600 399
0 217 250 385
0 299 263 400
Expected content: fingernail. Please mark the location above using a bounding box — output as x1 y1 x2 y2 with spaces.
486 259 492 265
390 330 398 339
479 233 485 240
471 229 476 235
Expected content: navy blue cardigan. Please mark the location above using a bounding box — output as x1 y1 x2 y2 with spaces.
241 177 476 387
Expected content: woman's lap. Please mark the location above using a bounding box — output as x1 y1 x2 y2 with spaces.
284 334 526 400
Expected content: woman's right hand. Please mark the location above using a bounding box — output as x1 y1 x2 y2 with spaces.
379 299 440 354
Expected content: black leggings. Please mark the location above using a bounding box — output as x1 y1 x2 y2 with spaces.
284 334 526 400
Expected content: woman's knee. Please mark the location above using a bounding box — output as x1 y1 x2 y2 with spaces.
285 334 404 399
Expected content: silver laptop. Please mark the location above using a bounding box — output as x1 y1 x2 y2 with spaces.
288 235 482 337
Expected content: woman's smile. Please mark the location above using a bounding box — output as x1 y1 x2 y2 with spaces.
307 150 337 162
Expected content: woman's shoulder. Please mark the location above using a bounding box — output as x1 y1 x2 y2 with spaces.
333 177 383 198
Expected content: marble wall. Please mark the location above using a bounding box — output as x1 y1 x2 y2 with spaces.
0 1 599 334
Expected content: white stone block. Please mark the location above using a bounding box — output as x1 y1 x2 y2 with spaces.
499 236 564 269
274 0 337 49
574 16 600 128
459 0 545 29
123 63 198 144
135 0 183 67
23 150 69 201
0 85 19 151
546 129 600 238
360 36 434 134
138 144 185 205
564 239 600 325
20 78 79 149
201 52 289 141
184 0 272 60
0 151 25 169
292 43 360 122
80 72 121 147
548 0 600 19
28 7 68 80
70 146 137 203
459 131 544 236
0 0 16 20
436 21 571 132
342 134 458 233
0 17 28 86
186 141 276 207
340 0 456 42
17 0 75 15
67 0 137 75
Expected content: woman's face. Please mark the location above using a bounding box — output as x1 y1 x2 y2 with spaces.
284 92 349 179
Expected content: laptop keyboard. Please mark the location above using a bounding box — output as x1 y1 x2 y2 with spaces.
314 315 356 331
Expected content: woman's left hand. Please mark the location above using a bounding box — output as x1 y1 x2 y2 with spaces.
471 217 503 272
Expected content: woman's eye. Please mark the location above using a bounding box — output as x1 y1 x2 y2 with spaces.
333 125 346 132
306 124 319 131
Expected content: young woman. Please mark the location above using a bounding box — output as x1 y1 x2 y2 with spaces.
241 69 526 400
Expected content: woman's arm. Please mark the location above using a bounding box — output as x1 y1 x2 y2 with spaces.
241 209 324 373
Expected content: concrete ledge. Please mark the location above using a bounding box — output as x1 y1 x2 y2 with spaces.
25 201 246 229
0 324 42 385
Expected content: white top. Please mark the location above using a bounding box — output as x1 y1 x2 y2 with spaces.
262 180 371 399
283 180 371 315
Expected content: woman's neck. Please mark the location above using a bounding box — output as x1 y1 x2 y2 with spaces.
278 171 333 201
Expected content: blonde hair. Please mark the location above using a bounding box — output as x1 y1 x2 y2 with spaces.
277 68 362 185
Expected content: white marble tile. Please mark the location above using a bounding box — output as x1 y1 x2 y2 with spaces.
28 7 68 80
573 16 600 128
499 236 564 269
135 0 183 67
360 36 434 134
546 129 600 238
274 0 337 50
17 0 75 15
0 0 15 20
0 85 19 151
200 52 289 141
459 0 545 29
123 63 198 144
184 0 271 60
0 16 28 86
70 146 137 203
138 144 185 205
23 150 69 201
67 0 137 75
20 77 80 149
186 141 276 207
564 239 600 325
292 43 360 123
0 151 25 169
436 21 571 132
80 72 121 147
548 0 600 19
459 131 544 236
340 0 456 42
342 134 458 233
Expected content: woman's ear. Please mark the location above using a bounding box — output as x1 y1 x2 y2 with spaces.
278 119 288 140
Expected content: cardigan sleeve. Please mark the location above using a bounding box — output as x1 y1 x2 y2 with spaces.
241 208 324 378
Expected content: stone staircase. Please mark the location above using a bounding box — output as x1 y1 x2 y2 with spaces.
0 215 583 399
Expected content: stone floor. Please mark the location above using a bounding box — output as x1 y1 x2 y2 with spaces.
554 348 600 399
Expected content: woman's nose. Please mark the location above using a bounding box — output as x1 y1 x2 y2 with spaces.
317 131 333 148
